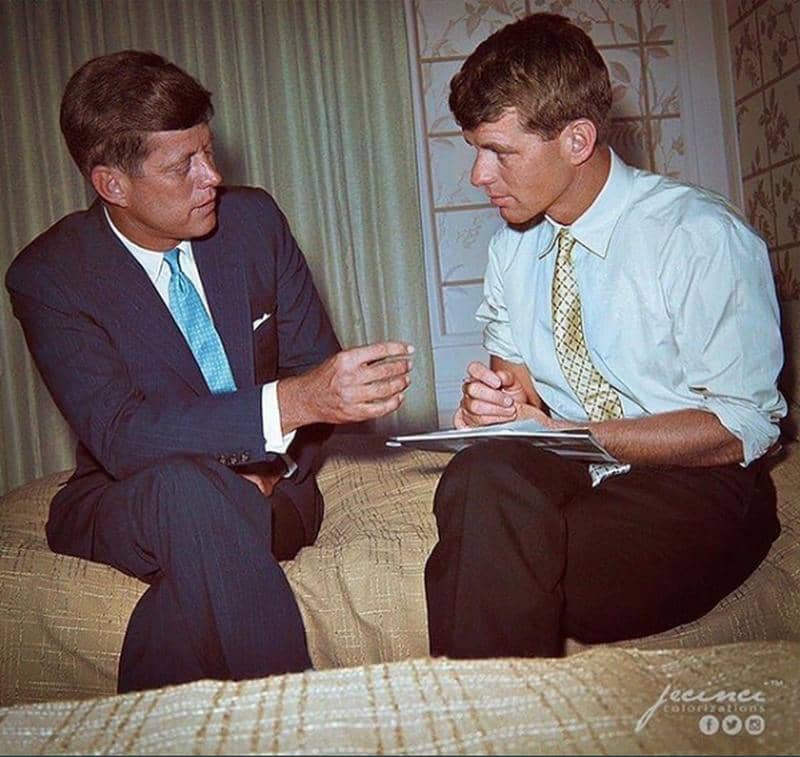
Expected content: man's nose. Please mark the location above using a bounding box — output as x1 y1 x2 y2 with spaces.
470 154 493 188
200 157 222 187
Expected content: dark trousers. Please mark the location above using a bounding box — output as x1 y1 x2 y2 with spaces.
85 456 318 693
425 441 780 659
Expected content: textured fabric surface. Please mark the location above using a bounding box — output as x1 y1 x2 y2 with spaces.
1 437 799 707
1 642 797 755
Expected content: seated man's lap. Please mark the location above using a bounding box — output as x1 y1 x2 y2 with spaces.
89 456 270 581
87 456 315 690
428 442 780 652
560 461 780 642
55 455 316 580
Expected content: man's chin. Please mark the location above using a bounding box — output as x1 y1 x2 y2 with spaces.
499 207 536 226
188 212 218 240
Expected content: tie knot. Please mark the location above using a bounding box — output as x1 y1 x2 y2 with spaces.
557 228 576 261
164 248 182 275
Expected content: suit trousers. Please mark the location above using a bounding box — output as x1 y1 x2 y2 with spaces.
88 455 317 693
425 441 780 659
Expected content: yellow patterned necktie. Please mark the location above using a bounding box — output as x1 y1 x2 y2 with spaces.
552 228 623 422
551 228 629 485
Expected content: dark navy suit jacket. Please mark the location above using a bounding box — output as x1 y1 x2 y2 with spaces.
6 186 341 559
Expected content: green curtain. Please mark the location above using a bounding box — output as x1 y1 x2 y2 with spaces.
0 0 436 495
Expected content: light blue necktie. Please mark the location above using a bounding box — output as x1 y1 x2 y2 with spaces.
164 248 236 394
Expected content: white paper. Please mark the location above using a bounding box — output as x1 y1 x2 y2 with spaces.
387 418 618 463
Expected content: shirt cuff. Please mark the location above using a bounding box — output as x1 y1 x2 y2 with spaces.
700 395 783 466
261 382 297 475
481 328 524 365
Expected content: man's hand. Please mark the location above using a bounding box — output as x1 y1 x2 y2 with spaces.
237 458 290 498
277 341 414 432
454 361 528 428
514 402 571 430
239 470 282 497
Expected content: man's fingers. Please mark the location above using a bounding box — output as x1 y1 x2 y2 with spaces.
355 394 406 420
464 397 516 418
494 369 519 389
463 379 514 407
347 341 415 366
360 374 410 402
363 356 413 383
333 372 408 407
456 405 514 428
466 360 501 389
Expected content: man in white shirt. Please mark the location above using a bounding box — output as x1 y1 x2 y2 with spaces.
6 50 413 692
424 13 786 659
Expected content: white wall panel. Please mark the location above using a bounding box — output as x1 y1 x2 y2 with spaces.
436 208 501 284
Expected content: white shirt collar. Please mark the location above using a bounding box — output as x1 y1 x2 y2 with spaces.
539 148 635 259
103 205 194 283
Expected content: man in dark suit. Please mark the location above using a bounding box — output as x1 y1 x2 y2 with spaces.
5 50 413 693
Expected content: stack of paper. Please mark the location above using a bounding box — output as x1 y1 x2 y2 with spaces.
387 418 617 463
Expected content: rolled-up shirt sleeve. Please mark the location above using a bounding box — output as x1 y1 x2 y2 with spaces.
664 219 786 465
476 229 525 363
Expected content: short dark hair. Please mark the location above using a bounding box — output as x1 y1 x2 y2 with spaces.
449 13 612 142
60 50 214 179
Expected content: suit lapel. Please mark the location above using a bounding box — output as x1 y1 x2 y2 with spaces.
194 218 254 390
81 202 209 394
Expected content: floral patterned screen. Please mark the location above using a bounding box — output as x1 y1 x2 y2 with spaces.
729 0 800 433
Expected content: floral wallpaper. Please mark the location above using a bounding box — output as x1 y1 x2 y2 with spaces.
731 0 800 302
729 0 800 431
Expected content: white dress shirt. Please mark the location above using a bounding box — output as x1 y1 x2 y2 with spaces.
477 149 786 466
104 207 296 463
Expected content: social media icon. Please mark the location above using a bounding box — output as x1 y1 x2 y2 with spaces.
722 714 742 735
699 715 719 735
745 715 765 735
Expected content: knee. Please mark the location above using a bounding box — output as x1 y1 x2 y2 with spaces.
433 445 491 522
433 441 533 528
437 440 520 494
149 454 225 487
145 455 237 525
435 440 554 514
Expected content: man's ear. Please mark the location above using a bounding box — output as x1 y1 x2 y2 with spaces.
90 165 130 207
558 119 598 166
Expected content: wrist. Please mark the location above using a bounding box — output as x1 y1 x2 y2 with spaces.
276 376 314 433
515 403 573 430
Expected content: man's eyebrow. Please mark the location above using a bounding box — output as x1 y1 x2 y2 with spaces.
485 141 515 152
465 136 515 153
163 141 212 169
160 148 193 169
